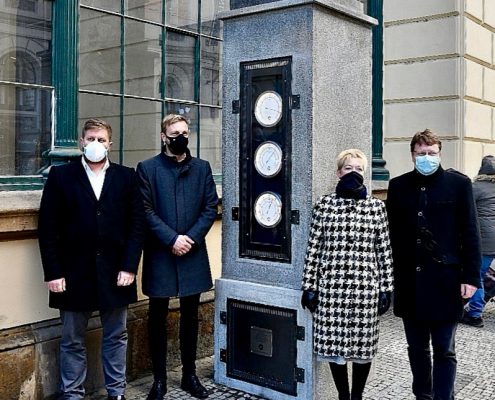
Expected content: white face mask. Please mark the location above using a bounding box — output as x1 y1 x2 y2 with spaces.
84 141 108 163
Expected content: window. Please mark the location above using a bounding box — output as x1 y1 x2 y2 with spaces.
0 1 53 186
0 1 227 190
78 0 228 177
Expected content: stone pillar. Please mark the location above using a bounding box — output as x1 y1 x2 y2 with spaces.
215 1 376 399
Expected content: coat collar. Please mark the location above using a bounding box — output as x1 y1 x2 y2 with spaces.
74 156 115 202
160 148 192 165
412 165 444 185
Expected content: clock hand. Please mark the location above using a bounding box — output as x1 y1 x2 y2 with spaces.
264 107 280 112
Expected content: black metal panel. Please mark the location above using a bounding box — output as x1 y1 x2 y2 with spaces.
239 57 292 262
226 299 298 396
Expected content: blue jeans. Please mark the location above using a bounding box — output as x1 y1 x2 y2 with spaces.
403 318 457 400
466 255 494 318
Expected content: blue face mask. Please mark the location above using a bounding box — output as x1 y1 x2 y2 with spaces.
415 155 440 176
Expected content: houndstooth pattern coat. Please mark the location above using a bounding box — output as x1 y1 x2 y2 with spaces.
302 193 393 360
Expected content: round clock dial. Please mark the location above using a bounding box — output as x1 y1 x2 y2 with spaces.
254 191 283 228
254 90 283 127
254 141 283 178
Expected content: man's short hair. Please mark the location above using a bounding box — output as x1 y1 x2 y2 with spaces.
336 149 368 172
82 118 112 140
161 114 189 133
410 129 442 153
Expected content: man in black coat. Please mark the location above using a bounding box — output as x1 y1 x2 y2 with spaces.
137 114 218 400
386 129 481 400
38 119 144 400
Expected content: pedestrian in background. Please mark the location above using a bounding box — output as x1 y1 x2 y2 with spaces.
461 155 495 328
137 114 218 400
387 129 481 400
301 149 393 400
38 119 145 400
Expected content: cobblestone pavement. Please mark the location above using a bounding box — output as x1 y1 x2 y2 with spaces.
90 301 495 399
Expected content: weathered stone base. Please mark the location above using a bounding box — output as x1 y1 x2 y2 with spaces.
0 291 215 400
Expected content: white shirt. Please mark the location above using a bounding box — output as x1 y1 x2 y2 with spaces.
81 157 110 200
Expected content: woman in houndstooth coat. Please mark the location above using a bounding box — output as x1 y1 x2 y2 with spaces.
301 149 393 400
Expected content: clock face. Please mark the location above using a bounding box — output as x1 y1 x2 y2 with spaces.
254 191 283 228
254 141 283 178
254 90 283 127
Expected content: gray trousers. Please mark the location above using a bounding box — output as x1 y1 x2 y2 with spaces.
59 307 128 399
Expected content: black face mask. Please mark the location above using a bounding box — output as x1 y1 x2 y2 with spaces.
336 171 367 200
165 134 189 155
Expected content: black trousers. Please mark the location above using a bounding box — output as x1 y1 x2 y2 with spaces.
148 294 201 381
402 318 457 400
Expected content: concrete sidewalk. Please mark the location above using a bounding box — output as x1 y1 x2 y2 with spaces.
90 301 495 399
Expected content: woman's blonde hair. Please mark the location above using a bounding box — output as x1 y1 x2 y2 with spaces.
336 149 368 172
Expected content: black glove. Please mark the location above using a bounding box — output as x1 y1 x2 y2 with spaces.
378 291 391 316
301 290 318 313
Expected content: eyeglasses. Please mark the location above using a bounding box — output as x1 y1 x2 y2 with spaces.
166 130 189 138
413 151 439 157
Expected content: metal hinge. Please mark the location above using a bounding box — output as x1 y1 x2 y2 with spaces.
220 311 227 324
232 100 240 114
290 95 300 110
232 207 239 221
295 367 305 383
296 325 305 341
220 348 227 362
290 210 300 225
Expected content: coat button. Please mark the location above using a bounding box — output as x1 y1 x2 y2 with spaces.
417 238 421 244
416 265 422 272
96 251 101 256
418 211 423 216
421 187 426 191
97 211 101 216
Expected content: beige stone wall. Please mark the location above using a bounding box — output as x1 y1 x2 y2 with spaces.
0 191 222 330
383 0 495 179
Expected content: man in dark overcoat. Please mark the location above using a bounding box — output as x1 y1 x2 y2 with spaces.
137 114 218 400
386 129 481 400
38 119 145 400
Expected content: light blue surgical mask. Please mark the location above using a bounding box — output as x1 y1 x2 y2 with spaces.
415 154 440 176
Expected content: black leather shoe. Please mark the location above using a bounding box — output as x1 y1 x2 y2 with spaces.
108 396 126 400
461 314 484 328
181 373 209 399
146 380 167 400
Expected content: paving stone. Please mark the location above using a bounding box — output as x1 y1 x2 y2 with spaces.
88 301 495 399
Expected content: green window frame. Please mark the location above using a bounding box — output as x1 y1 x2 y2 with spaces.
0 1 54 190
0 0 225 191
75 1 225 180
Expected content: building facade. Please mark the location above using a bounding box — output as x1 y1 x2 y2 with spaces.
0 1 225 398
1 0 495 398
383 0 495 178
